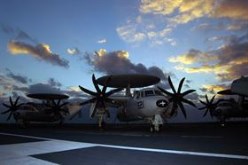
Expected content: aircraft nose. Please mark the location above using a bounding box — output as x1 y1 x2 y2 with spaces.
156 99 168 108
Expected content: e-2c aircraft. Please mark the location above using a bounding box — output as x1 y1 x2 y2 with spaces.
76 74 196 132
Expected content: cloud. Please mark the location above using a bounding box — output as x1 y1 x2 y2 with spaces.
0 75 13 91
139 0 184 15
170 33 248 82
117 0 248 46
140 0 248 25
140 0 216 24
8 40 69 68
67 48 81 55
199 84 228 95
84 49 168 81
169 49 218 65
1 24 36 42
9 78 63 95
97 39 107 44
6 72 29 84
212 0 248 20
0 71 78 99
0 24 14 34
27 83 62 94
116 23 175 46
15 30 36 42
116 25 146 43
48 78 62 87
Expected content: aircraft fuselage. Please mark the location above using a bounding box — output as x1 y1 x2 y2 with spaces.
116 88 171 122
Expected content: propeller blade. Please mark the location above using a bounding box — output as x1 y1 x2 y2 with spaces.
14 96 20 106
9 97 13 106
210 95 216 104
198 106 206 110
159 76 196 119
203 109 208 117
198 95 219 118
57 99 61 106
70 110 82 120
2 103 11 108
157 86 174 96
102 76 111 94
1 109 11 114
205 95 209 104
52 99 56 106
178 102 187 118
168 76 177 94
90 102 98 118
170 103 177 116
199 100 207 105
79 85 97 96
177 77 185 93
181 98 196 107
92 74 101 94
7 112 12 121
61 108 69 115
60 102 69 107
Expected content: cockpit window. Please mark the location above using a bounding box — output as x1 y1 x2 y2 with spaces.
136 89 162 98
155 90 162 96
144 90 155 97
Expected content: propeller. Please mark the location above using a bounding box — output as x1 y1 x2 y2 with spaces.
157 76 196 118
45 99 69 121
198 95 218 117
79 74 123 118
1 96 23 121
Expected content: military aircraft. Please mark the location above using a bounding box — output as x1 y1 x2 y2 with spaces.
199 76 248 125
1 93 81 127
1 74 196 132
77 74 196 132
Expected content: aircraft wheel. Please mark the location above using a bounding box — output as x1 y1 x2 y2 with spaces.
154 125 160 132
220 116 226 127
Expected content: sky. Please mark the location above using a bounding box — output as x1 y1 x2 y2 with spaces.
0 0 248 123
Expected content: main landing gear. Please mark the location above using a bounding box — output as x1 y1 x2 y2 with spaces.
150 124 162 132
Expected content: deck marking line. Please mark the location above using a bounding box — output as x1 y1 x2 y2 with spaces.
1 132 248 160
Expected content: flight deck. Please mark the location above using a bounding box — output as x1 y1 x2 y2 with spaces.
0 123 247 165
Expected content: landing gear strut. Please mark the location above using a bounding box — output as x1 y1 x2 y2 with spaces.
150 114 163 132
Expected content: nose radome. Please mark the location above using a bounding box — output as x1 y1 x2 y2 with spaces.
156 99 168 108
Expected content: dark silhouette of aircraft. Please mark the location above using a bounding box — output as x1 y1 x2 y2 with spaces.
199 76 248 125
1 93 77 127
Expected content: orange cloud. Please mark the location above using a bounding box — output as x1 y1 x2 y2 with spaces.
171 40 248 82
175 64 229 74
8 41 69 68
140 0 215 24
140 0 248 25
169 49 218 65
201 84 227 94
213 0 248 20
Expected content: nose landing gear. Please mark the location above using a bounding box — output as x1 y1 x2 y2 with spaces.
150 114 163 132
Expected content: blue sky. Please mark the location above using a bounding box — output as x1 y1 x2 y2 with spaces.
0 0 248 122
